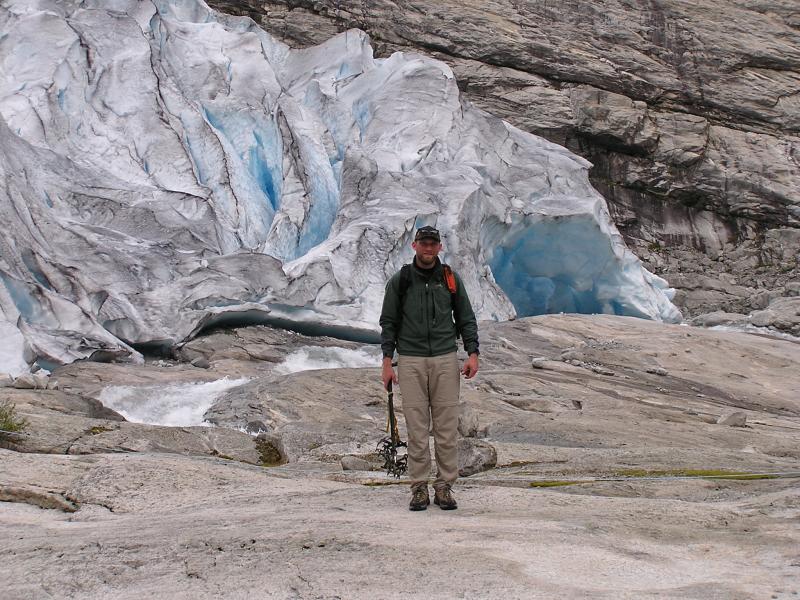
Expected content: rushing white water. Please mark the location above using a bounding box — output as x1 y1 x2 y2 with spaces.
709 324 800 343
98 377 250 427
275 346 381 374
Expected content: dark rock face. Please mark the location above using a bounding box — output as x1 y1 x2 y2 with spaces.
207 0 799 316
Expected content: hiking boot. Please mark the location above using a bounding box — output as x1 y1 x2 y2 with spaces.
433 485 457 510
409 486 430 511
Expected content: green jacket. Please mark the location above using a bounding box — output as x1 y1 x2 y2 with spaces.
379 258 479 358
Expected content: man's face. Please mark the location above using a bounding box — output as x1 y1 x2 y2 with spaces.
412 238 442 267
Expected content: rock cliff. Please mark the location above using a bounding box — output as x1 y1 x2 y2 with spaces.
209 0 800 316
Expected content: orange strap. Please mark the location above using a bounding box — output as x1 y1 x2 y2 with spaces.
443 265 457 294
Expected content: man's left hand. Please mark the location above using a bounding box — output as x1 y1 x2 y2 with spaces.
461 353 479 379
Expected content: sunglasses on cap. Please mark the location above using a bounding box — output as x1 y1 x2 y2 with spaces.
414 226 441 242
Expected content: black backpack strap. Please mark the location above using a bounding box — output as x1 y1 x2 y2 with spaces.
395 264 412 332
398 264 412 306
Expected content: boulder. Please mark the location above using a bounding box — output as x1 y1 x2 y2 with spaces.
245 420 270 435
0 373 13 388
340 455 373 471
748 297 800 335
191 357 211 369
645 367 668 377
458 438 497 477
33 373 49 389
12 374 37 389
717 412 747 427
690 311 749 328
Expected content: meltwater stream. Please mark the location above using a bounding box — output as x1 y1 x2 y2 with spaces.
97 346 379 427
98 378 250 427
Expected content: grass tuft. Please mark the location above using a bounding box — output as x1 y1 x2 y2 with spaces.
529 480 581 488
88 425 112 435
613 468 777 480
706 474 778 481
0 400 28 433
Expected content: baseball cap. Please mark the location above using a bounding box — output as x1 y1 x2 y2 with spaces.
414 226 441 242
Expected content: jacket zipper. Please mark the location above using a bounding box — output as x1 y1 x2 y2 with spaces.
425 282 432 355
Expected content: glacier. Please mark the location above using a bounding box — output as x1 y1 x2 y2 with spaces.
0 0 681 375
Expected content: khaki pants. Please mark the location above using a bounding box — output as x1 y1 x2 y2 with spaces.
398 352 460 491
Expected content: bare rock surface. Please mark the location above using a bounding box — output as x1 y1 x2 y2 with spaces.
749 296 800 335
2 315 800 597
208 0 800 316
0 387 261 464
690 311 750 328
1 449 799 599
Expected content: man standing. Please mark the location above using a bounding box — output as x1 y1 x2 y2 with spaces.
379 225 479 511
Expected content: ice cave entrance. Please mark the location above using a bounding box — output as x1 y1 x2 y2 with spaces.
485 216 639 318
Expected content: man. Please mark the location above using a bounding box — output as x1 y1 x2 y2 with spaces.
379 225 479 511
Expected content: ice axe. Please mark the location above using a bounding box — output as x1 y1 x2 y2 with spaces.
377 369 407 477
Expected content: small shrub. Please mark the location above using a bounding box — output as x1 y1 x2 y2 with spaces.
255 438 284 467
0 400 29 433
88 425 112 435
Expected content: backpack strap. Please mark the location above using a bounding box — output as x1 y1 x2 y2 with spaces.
442 264 459 329
398 264 412 307
442 264 457 295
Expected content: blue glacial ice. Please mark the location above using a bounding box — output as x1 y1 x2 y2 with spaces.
0 0 680 372
485 216 676 320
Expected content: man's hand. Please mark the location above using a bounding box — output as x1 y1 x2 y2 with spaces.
461 353 479 379
382 357 398 389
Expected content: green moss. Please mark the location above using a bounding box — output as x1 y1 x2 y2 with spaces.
0 400 28 433
255 438 284 467
529 480 581 488
88 425 112 435
705 473 778 481
613 468 776 480
681 469 748 477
